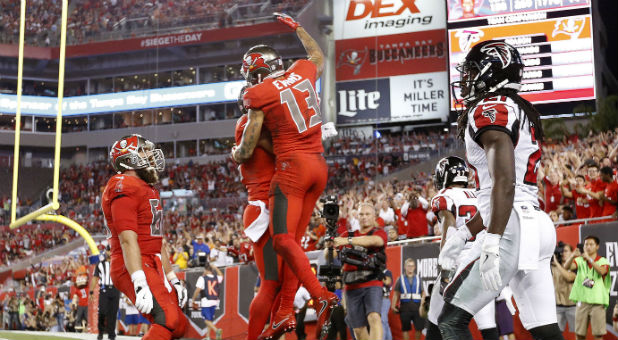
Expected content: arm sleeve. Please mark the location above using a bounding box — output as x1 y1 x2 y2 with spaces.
468 97 519 145
195 276 205 290
417 196 429 210
431 195 455 215
111 195 139 234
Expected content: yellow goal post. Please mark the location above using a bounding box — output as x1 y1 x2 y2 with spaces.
8 0 99 258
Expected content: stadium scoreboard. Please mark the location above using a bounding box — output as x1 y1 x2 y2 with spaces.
447 0 595 110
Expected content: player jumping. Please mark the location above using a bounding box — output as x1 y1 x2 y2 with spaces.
427 156 498 340
234 86 288 340
102 134 188 340
232 13 338 340
437 40 563 340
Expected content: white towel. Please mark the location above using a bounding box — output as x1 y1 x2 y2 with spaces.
513 203 539 271
244 200 270 242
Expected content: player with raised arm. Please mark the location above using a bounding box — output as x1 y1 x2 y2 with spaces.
102 134 188 340
234 86 286 340
437 40 564 340
232 13 338 340
426 156 498 340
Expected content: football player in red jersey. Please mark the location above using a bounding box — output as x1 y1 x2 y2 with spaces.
232 13 338 340
234 87 285 340
102 134 188 340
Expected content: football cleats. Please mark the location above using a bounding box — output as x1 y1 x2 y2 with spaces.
240 45 285 85
110 134 164 173
451 40 523 104
433 156 469 191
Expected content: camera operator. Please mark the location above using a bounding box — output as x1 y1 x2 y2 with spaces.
331 203 387 340
564 235 611 340
551 242 576 332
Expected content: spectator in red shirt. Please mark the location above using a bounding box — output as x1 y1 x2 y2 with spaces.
543 170 562 213
562 175 591 219
600 167 618 218
582 164 608 218
405 192 429 239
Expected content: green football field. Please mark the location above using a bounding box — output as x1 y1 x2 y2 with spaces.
0 332 79 340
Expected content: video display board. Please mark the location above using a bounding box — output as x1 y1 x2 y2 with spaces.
333 0 449 125
447 0 595 110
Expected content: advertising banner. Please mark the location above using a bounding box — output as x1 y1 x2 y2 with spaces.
0 80 245 116
333 0 450 124
389 72 449 121
334 0 446 40
336 78 391 124
446 0 590 23
335 30 447 82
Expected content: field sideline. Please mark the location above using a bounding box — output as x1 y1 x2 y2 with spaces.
0 331 137 340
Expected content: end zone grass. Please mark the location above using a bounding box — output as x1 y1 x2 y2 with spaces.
0 332 80 340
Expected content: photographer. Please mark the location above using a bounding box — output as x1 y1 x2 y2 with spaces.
332 203 387 340
551 242 576 332
564 235 610 340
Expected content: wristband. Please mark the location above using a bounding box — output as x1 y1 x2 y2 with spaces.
613 315 618 322
483 233 501 247
348 236 353 246
130 270 146 283
166 271 178 281
89 290 94 295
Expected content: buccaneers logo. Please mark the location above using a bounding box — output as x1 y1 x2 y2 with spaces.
552 17 586 39
480 42 511 69
455 29 484 52
336 47 368 75
241 53 269 78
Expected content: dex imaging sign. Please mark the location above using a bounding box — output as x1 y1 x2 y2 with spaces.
334 0 446 40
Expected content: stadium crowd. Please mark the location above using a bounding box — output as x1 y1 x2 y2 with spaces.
0 128 616 269
0 0 308 46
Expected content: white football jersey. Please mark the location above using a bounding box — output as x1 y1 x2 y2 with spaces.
431 187 478 233
464 95 540 224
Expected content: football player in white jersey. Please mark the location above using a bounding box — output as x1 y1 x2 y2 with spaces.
437 40 563 340
426 156 498 340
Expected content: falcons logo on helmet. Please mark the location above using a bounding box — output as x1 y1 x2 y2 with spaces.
480 42 512 69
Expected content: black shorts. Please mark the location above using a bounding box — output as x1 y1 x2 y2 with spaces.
399 301 424 332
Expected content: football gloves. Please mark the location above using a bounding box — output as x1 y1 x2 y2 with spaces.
480 233 502 291
438 225 471 271
321 122 338 140
167 272 188 308
131 270 153 314
274 12 300 30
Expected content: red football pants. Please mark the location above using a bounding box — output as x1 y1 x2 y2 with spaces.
111 255 188 340
269 154 328 314
244 202 284 340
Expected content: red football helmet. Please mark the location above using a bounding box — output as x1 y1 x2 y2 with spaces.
109 134 164 173
240 45 284 85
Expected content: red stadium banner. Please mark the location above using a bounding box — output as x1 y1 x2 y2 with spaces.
335 29 447 82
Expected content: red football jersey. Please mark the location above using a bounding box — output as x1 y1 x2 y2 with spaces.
101 174 163 259
602 181 618 217
243 59 323 157
235 115 275 202
71 286 89 307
